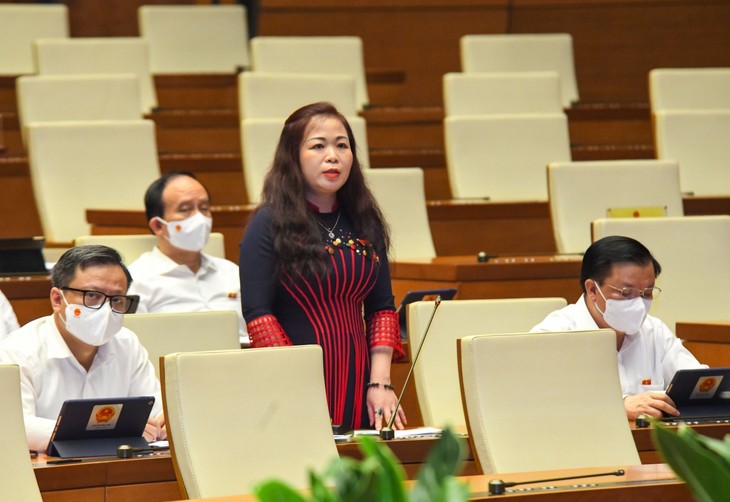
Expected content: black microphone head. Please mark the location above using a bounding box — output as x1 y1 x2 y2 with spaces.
615 469 625 476
488 479 506 495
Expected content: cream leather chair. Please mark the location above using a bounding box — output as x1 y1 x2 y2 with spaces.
251 36 368 110
409 298 567 429
460 33 578 107
591 215 730 332
649 67 730 112
241 116 370 203
34 37 157 113
548 160 684 254
26 120 160 244
443 72 563 116
123 311 240 378
238 72 358 120
74 233 226 264
654 110 730 196
139 5 250 74
0 365 43 501
16 74 142 145
362 168 436 261
459 330 640 473
0 4 68 75
444 113 571 201
162 346 337 498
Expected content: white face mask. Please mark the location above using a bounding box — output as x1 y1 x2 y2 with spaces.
594 284 652 335
156 212 212 252
60 293 124 346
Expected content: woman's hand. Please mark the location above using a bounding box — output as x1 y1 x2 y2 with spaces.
367 385 407 430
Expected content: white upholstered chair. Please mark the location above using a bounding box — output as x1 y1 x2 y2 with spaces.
408 298 567 429
444 113 571 201
362 168 436 261
16 74 142 145
162 346 337 498
459 330 640 473
241 115 370 204
460 33 578 107
74 233 226 264
443 71 563 116
0 4 68 75
548 160 684 254
34 37 157 113
123 311 240 378
251 36 369 110
26 120 160 243
138 5 250 74
591 215 730 332
238 72 358 120
649 67 730 112
653 110 730 196
0 364 43 501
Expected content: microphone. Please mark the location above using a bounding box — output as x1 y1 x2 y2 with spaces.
380 296 442 440
487 469 625 495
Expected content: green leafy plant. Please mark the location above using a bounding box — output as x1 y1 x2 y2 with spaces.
652 421 730 502
254 428 469 501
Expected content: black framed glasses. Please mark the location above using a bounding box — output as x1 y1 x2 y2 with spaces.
604 284 662 300
61 287 136 314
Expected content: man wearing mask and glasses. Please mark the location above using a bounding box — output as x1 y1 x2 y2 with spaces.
0 245 165 452
531 235 705 420
127 171 247 343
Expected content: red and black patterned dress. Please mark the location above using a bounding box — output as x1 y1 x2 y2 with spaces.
239 205 404 429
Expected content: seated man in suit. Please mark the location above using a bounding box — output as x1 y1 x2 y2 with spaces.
531 235 705 420
127 171 247 343
0 289 20 340
0 245 165 452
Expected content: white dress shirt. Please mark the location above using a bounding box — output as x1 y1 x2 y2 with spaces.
531 295 705 396
0 315 162 452
0 289 20 340
128 247 248 343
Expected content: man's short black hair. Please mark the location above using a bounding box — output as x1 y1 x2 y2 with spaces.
144 171 209 222
580 235 662 293
51 245 132 291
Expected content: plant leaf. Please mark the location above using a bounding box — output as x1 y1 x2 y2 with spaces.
692 432 730 468
254 479 310 502
356 435 408 502
410 428 468 502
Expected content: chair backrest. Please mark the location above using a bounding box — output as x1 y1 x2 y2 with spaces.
74 233 226 264
123 311 240 378
362 168 436 261
444 113 571 201
34 37 157 113
162 345 337 498
238 72 358 120
654 110 730 196
16 74 142 145
251 36 368 110
0 4 68 76
27 120 160 243
0 364 43 501
459 330 640 473
139 5 250 74
591 215 730 332
649 67 730 112
548 160 684 254
241 116 370 204
443 71 563 116
409 298 567 429
460 33 578 107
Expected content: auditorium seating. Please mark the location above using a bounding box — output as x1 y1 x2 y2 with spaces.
162 346 337 498
459 329 640 473
649 67 730 112
460 33 579 107
74 233 226 264
138 5 250 74
250 36 369 110
548 160 684 254
591 215 730 332
0 4 68 76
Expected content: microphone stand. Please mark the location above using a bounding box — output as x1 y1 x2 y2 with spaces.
487 469 625 495
380 296 442 440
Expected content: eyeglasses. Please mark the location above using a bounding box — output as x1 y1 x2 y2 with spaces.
604 284 662 300
61 287 136 314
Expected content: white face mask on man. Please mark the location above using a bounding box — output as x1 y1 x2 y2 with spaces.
594 284 652 335
156 212 212 252
59 292 124 346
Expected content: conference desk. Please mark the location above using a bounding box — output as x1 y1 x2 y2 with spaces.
676 321 730 368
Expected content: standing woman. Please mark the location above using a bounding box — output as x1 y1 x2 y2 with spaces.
239 102 406 431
